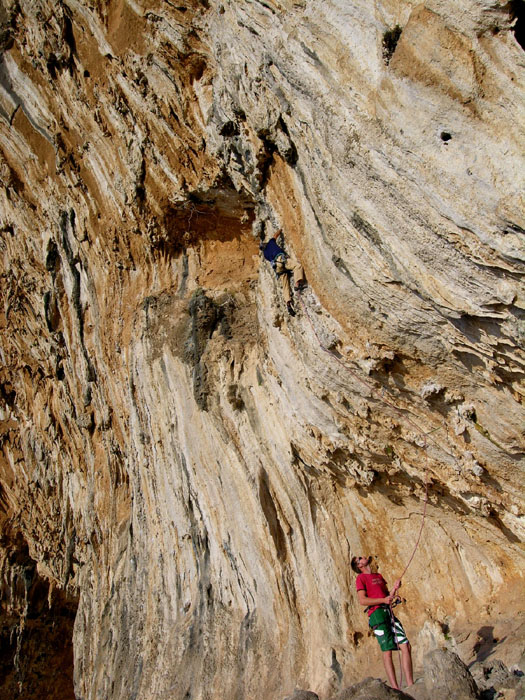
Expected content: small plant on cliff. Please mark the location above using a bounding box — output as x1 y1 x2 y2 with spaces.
510 0 525 50
382 24 402 65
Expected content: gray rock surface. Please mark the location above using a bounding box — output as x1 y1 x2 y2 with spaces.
471 658 524 693
284 690 320 700
330 676 415 700
424 648 480 700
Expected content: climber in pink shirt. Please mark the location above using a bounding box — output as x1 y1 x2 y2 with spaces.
351 555 414 689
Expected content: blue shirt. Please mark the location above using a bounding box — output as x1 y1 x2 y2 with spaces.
263 239 284 262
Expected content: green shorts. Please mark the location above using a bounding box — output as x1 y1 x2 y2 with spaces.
368 607 409 652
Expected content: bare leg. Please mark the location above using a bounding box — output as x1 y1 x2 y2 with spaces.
382 651 399 690
400 642 414 686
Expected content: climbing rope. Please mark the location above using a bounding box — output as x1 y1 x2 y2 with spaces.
295 288 444 690
387 436 429 688
398 435 429 581
295 290 435 576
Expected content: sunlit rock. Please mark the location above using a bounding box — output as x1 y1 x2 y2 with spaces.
0 1 523 698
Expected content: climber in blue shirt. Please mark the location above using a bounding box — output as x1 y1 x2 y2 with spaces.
260 229 306 315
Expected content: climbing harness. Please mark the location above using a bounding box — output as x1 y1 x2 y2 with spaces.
365 596 402 616
272 252 289 275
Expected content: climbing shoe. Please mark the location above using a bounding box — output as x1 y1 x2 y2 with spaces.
294 280 307 291
287 301 296 316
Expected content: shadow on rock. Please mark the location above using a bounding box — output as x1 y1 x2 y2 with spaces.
472 626 508 664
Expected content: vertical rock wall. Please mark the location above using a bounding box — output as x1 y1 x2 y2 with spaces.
0 1 523 698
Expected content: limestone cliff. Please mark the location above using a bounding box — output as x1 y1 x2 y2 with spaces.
0 1 524 699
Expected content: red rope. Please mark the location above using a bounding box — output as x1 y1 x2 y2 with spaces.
388 435 429 689
398 435 429 581
295 291 433 577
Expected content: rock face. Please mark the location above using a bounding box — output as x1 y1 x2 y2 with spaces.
329 677 414 700
285 691 321 700
0 1 524 699
470 658 525 699
423 648 479 700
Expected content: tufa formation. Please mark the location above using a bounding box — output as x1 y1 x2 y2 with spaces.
0 1 524 699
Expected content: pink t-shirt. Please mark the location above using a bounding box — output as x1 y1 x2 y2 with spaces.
356 572 389 616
